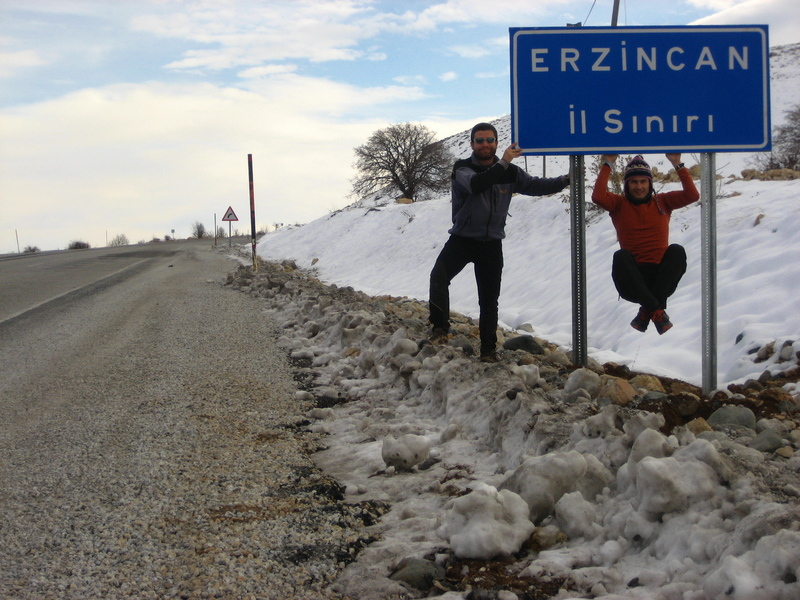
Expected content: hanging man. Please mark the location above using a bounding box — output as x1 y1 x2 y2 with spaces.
591 154 700 334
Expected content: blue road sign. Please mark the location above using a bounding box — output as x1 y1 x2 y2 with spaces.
510 25 770 155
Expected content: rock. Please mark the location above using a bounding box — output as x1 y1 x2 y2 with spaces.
670 380 702 395
629 374 666 393
564 368 601 398
673 393 701 417
389 557 445 591
503 335 545 355
749 429 786 453
707 406 757 431
758 387 798 413
718 439 765 464
542 350 571 367
642 390 668 403
687 417 712 434
598 376 639 406
743 379 764 392
451 334 475 356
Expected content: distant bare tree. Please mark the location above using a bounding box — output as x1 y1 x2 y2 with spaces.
589 155 632 194
109 233 129 246
191 221 207 238
773 103 800 170
351 122 453 202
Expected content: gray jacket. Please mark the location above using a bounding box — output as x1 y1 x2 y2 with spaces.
449 154 569 240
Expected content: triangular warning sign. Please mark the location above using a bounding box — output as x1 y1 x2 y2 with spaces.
221 206 238 221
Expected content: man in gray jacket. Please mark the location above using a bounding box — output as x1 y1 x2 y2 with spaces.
428 122 570 362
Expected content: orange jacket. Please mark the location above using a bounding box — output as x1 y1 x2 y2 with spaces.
591 165 699 263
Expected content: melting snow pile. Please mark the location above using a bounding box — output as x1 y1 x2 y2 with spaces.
228 263 800 600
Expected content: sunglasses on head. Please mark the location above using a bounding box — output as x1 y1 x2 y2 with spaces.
473 136 496 144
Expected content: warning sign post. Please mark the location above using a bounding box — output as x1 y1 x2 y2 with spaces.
221 206 238 247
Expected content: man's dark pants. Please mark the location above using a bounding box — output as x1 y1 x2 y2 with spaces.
429 235 503 355
612 244 687 312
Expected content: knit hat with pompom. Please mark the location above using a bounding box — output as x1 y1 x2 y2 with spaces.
623 155 652 183
623 155 653 204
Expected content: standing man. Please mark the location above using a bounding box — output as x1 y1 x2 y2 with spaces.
428 122 570 362
592 154 699 334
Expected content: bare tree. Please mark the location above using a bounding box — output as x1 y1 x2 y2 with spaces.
773 103 800 170
351 122 453 202
109 233 129 246
191 221 207 239
589 154 632 194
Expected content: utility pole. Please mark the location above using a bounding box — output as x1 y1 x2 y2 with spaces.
570 0 621 366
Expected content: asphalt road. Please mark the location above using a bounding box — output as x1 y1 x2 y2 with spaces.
0 241 358 598
0 240 216 324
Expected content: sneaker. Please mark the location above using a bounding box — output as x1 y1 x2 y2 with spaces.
630 307 652 332
651 309 673 335
480 351 500 363
430 326 451 344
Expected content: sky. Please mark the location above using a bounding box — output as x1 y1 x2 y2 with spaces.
1 0 800 252
248 126 800 596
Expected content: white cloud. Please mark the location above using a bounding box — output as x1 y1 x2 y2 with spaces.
0 74 434 250
126 0 581 73
132 2 376 69
439 71 458 82
412 0 573 28
475 69 509 79
237 64 298 79
393 74 427 86
448 45 490 59
690 0 800 46
687 0 746 10
0 50 47 77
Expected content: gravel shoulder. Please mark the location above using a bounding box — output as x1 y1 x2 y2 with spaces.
0 246 376 600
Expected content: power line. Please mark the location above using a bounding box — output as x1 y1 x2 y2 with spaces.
583 0 598 26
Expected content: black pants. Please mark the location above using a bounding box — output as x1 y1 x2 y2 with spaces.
612 244 687 312
429 235 503 354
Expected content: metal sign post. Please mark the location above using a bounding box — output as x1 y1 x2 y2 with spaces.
700 153 718 394
221 206 238 248
570 155 587 366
